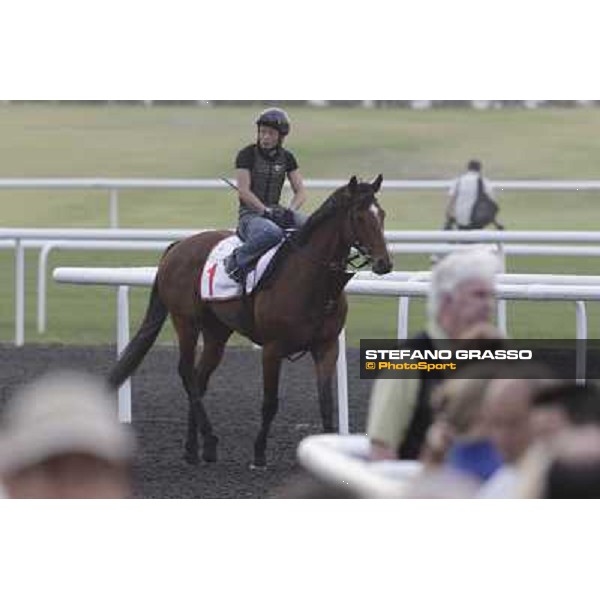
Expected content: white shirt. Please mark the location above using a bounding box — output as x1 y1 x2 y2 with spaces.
477 465 518 498
448 171 494 227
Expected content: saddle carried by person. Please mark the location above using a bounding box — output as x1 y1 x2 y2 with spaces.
470 176 504 230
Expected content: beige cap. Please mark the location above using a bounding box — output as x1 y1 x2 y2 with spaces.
0 370 135 475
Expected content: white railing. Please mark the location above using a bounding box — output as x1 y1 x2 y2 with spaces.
52 266 600 426
1 177 600 227
30 241 600 337
0 229 200 346
296 433 422 498
8 227 600 346
358 271 600 339
389 243 600 257
385 230 600 243
36 241 171 334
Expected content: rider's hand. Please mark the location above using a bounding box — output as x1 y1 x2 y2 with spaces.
266 206 294 228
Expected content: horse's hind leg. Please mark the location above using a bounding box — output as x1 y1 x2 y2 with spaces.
193 314 232 462
172 314 217 465
311 338 339 433
253 342 283 468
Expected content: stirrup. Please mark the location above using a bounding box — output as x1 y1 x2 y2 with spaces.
224 256 243 284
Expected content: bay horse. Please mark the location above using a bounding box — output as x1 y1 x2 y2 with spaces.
108 175 392 467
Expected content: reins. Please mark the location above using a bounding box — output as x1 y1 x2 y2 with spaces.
286 205 375 274
282 203 375 362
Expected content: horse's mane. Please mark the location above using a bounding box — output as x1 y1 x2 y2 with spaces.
294 191 341 246
257 181 377 292
293 182 375 247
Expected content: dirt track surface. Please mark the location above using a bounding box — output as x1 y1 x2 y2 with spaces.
0 344 371 498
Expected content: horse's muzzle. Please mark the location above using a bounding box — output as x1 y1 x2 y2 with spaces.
372 256 392 275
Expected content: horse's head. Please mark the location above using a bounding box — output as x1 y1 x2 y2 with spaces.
342 174 392 275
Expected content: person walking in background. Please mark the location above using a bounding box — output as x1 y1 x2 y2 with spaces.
0 370 135 499
444 159 502 231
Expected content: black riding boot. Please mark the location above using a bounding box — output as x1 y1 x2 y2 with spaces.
224 255 244 284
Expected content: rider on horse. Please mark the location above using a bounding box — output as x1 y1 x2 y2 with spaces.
224 107 308 283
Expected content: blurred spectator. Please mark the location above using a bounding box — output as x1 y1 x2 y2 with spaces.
402 363 505 498
423 362 500 466
478 371 550 498
518 382 600 498
541 426 600 499
531 382 600 439
367 248 500 461
0 371 135 499
401 467 480 499
445 159 502 230
427 363 506 481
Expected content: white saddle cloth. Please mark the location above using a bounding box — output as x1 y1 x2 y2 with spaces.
199 235 284 301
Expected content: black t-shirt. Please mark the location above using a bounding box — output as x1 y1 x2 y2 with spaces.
235 144 298 173
234 144 299 217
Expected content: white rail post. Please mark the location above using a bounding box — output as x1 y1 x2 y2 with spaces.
336 328 349 435
497 242 507 334
397 296 410 339
117 285 132 423
37 243 54 334
575 300 587 384
15 238 25 346
109 189 119 228
397 272 424 340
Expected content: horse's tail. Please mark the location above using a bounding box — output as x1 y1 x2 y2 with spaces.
107 276 168 389
107 245 177 389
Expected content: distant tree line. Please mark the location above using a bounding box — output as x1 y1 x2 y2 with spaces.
3 100 597 109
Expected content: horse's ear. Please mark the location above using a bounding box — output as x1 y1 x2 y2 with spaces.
372 174 383 193
348 176 358 194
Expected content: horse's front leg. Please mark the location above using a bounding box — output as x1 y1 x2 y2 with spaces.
311 338 339 433
253 343 283 468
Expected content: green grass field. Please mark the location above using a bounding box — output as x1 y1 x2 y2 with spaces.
1 102 600 346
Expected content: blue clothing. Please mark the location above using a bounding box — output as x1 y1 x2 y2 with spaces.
446 439 503 482
234 211 306 271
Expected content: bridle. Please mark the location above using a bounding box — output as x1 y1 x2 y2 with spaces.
345 200 381 271
346 247 372 270
283 195 381 362
286 202 377 274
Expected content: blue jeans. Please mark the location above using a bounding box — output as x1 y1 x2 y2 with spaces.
235 210 306 271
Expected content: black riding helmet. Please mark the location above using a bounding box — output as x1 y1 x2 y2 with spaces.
256 107 291 137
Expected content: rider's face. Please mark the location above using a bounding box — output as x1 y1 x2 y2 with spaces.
258 125 281 150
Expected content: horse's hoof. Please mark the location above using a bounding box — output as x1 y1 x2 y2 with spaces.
184 451 199 465
250 454 267 470
202 435 219 463
203 449 217 463
249 461 267 471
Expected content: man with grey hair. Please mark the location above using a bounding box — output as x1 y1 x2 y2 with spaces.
367 248 500 460
0 370 135 499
